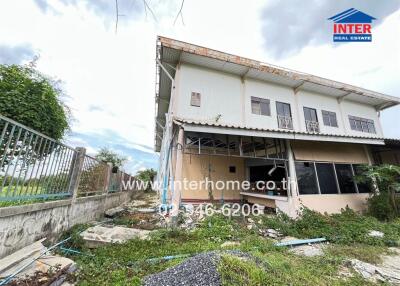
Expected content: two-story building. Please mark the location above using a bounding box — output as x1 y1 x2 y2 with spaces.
154 36 400 217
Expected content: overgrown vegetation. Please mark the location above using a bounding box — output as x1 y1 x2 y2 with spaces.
135 168 157 191
61 210 400 285
261 207 400 246
95 147 127 171
357 164 400 221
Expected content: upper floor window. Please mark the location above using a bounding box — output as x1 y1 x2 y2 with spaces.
251 97 270 116
349 116 376 133
276 102 293 129
190 92 201 107
322 110 338 127
303 107 320 132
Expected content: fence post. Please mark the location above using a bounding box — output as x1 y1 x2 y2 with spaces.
104 162 112 193
68 147 86 201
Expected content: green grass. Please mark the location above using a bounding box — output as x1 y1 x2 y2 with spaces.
61 211 400 285
0 185 68 207
259 207 400 246
218 252 383 286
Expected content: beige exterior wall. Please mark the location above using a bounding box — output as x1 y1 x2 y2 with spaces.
291 141 369 163
181 153 245 201
179 141 370 214
299 194 369 214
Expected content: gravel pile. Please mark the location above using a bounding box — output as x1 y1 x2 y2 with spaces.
143 250 253 286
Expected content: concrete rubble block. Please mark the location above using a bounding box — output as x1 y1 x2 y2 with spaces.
289 244 325 257
80 225 151 248
261 228 283 238
0 239 75 284
104 206 126 218
368 230 384 238
348 258 400 284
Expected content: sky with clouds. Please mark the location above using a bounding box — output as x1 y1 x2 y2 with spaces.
0 0 399 174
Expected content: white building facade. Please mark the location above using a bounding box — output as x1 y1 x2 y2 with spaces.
154 36 400 217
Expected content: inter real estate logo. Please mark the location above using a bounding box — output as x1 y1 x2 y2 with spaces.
328 8 376 42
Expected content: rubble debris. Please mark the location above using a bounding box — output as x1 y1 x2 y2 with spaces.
289 244 325 257
80 225 150 248
104 206 126 218
136 208 156 214
346 259 400 284
368 230 384 238
0 239 76 286
259 228 283 238
143 250 260 286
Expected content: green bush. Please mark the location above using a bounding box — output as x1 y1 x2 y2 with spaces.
367 193 398 221
0 64 70 140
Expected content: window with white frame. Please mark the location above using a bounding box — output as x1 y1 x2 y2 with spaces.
190 92 201 107
322 110 338 127
349 116 376 133
251 97 270 116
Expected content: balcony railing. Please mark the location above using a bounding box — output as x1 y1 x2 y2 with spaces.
305 120 320 133
277 115 293 130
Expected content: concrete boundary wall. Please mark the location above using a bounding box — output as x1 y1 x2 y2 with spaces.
0 191 133 259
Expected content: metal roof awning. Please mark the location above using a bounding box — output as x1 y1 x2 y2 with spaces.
177 118 386 146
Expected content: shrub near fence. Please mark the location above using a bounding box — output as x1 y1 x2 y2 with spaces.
0 114 135 206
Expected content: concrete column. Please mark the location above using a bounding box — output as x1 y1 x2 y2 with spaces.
171 127 184 218
337 100 348 134
284 140 300 218
68 147 86 202
104 162 113 193
363 145 374 165
286 140 298 197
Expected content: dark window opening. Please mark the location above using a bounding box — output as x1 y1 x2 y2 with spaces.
251 97 271 116
229 166 236 173
316 163 338 194
349 116 376 133
295 161 319 195
190 92 201 107
353 164 371 193
322 110 338 127
335 164 357 193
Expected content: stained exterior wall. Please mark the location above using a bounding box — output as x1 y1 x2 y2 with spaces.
181 153 245 201
298 194 369 214
291 141 369 163
0 191 133 259
174 63 383 138
179 140 371 215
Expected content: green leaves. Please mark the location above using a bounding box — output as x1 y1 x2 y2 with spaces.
0 64 70 140
95 147 127 169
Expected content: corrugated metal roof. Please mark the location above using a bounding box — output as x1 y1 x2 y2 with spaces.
175 117 388 141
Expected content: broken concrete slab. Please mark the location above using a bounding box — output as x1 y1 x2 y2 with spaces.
0 239 75 285
260 228 283 238
0 238 46 276
348 258 400 284
136 208 156 213
289 244 325 257
80 225 150 248
368 230 384 238
104 206 126 218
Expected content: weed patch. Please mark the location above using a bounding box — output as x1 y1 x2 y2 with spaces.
260 207 400 246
